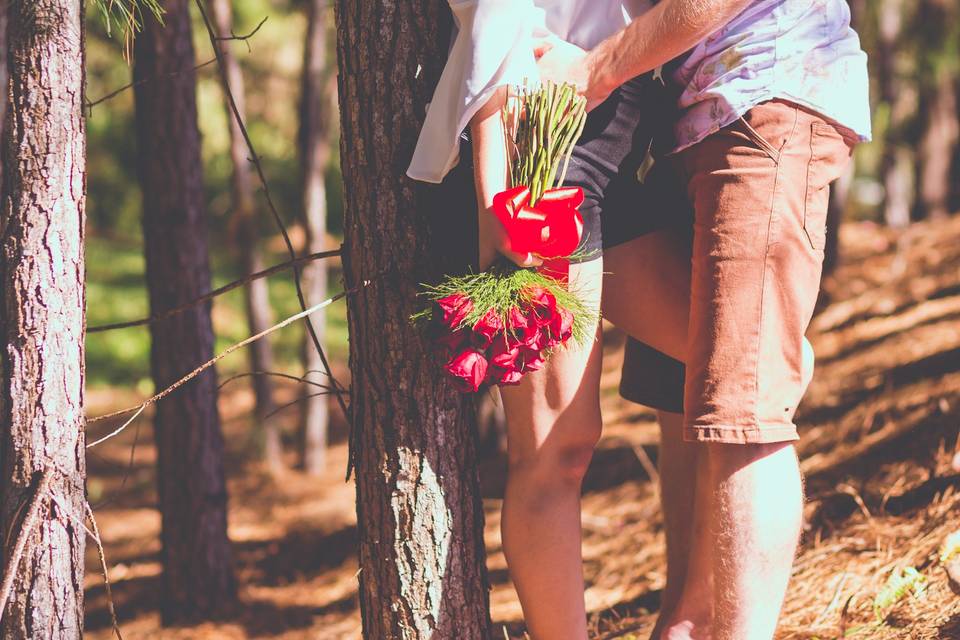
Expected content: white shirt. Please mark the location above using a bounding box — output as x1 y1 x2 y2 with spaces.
409 0 872 184
407 0 649 184
673 0 872 151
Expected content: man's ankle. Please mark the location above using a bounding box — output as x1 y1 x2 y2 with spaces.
656 615 712 640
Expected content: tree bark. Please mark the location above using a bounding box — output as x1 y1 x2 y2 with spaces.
914 0 958 221
876 0 914 228
0 0 8 188
299 0 331 475
917 69 958 220
207 0 282 473
133 1 236 623
0 1 86 637
334 1 492 637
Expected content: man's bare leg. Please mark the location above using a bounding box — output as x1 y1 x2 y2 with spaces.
706 442 803 640
650 411 713 640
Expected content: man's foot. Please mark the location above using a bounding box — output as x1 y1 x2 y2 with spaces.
653 614 712 640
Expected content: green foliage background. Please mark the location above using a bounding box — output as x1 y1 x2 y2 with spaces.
84 0 346 390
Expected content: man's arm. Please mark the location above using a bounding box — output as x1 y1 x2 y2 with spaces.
538 0 755 107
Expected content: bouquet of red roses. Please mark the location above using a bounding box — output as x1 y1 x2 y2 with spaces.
416 82 595 393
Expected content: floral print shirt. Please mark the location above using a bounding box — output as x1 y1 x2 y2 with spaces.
672 0 872 152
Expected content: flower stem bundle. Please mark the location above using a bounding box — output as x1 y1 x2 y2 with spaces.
417 82 594 393
508 81 589 205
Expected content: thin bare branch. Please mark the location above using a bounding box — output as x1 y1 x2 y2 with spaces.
217 370 340 392
193 0 351 443
85 503 124 640
86 284 362 443
216 15 268 53
265 390 336 421
88 249 340 333
86 58 217 112
0 471 52 622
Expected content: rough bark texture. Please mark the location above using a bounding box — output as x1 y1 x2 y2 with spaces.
133 1 236 623
0 1 86 637
299 0 331 475
207 0 281 472
335 1 492 637
0 0 8 188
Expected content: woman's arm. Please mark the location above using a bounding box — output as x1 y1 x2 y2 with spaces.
469 87 541 269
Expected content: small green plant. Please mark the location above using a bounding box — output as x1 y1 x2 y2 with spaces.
873 566 926 622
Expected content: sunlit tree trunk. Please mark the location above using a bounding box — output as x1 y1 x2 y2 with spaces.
299 0 331 475
334 0 492 636
133 1 236 623
207 0 282 472
0 1 86 636
876 0 913 228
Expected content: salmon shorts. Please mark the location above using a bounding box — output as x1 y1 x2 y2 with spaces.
622 99 857 444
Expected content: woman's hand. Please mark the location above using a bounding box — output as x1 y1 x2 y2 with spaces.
470 87 543 271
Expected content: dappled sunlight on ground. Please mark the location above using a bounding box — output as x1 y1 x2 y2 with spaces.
86 217 960 639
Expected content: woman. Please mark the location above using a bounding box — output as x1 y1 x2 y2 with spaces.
408 1 694 637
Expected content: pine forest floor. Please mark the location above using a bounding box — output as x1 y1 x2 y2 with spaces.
84 216 960 639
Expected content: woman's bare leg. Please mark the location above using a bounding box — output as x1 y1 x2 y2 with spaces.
499 259 603 640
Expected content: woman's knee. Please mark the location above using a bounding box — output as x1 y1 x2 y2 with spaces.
507 414 602 485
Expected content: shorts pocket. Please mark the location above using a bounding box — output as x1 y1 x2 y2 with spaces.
737 115 781 162
803 121 853 251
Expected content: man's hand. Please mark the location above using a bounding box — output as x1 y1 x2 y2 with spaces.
534 38 611 111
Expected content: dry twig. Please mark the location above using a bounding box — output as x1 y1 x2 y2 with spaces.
0 471 52 623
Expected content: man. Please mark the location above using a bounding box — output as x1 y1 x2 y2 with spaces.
538 1 871 638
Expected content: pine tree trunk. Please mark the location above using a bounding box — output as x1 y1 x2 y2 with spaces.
0 1 86 637
334 1 492 637
915 0 958 221
0 0 8 188
133 1 236 623
876 0 913 228
917 69 958 220
207 0 282 472
299 0 331 475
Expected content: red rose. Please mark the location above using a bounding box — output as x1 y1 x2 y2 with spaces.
525 286 558 327
490 338 521 369
536 328 562 351
472 308 504 349
490 366 523 386
436 293 474 330
508 306 541 348
435 328 469 352
445 349 489 393
549 306 575 343
520 348 546 373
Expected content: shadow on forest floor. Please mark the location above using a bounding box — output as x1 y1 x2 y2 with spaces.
86 217 960 639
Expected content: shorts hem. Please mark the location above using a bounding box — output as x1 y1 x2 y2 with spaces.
682 424 799 445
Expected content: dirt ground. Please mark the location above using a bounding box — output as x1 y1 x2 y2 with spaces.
84 216 960 639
